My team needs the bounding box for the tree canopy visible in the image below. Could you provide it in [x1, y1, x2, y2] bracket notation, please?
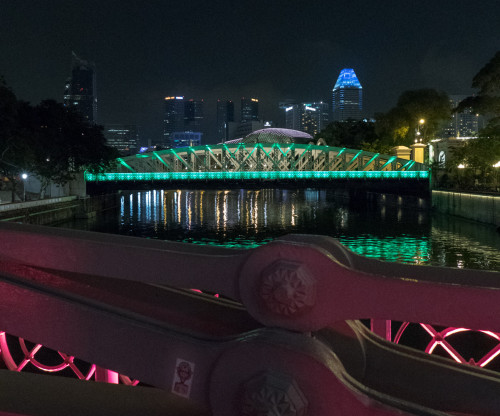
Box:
[315, 119, 377, 149]
[457, 51, 500, 130]
[375, 89, 451, 147]
[0, 79, 118, 201]
[445, 51, 500, 191]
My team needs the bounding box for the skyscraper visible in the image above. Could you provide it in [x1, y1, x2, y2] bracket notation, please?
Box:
[241, 97, 259, 122]
[63, 52, 97, 123]
[283, 102, 329, 136]
[163, 96, 204, 147]
[216, 99, 234, 142]
[163, 96, 186, 146]
[184, 99, 204, 132]
[441, 95, 481, 138]
[332, 68, 362, 122]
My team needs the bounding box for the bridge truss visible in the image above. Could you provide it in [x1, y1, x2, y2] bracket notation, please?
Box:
[85, 143, 429, 182]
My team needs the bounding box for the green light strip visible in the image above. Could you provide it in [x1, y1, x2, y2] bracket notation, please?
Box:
[117, 158, 136, 172]
[362, 153, 379, 170]
[85, 170, 430, 182]
[346, 150, 363, 167]
[153, 152, 171, 169]
[381, 156, 397, 169]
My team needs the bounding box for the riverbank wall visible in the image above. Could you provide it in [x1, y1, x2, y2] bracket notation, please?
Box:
[0, 194, 119, 225]
[432, 190, 499, 226]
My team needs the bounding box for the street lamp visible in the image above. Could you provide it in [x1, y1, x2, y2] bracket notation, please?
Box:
[21, 173, 28, 201]
[415, 118, 425, 142]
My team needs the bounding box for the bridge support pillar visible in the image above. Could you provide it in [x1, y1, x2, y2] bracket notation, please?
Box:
[411, 143, 427, 164]
[391, 146, 411, 160]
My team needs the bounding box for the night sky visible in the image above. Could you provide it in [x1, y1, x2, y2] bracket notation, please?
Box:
[1, 0, 499, 144]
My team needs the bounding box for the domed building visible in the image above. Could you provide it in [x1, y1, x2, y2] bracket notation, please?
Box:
[224, 128, 315, 145]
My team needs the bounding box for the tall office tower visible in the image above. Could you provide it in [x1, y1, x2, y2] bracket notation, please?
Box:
[313, 101, 330, 132]
[441, 95, 481, 138]
[163, 96, 205, 147]
[283, 102, 330, 136]
[184, 99, 204, 131]
[63, 52, 97, 123]
[241, 97, 259, 122]
[284, 104, 301, 131]
[163, 96, 186, 146]
[216, 99, 235, 141]
[104, 124, 139, 153]
[332, 68, 362, 122]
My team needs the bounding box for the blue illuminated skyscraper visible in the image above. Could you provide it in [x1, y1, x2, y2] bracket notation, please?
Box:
[332, 69, 362, 122]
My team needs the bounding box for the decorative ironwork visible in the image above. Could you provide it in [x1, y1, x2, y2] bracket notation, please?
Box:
[0, 332, 139, 385]
[85, 143, 427, 182]
[259, 261, 316, 316]
[393, 323, 500, 370]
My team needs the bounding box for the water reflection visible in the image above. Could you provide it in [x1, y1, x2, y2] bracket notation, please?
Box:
[72, 189, 500, 270]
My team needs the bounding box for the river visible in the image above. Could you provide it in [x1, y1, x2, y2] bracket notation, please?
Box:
[57, 188, 500, 271]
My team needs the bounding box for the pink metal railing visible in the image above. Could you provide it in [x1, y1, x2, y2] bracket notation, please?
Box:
[1, 222, 500, 415]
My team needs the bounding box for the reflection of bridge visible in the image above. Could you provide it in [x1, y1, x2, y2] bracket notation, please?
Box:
[1, 222, 500, 415]
[85, 143, 430, 195]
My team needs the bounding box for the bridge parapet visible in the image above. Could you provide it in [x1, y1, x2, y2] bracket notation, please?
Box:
[0, 222, 498, 415]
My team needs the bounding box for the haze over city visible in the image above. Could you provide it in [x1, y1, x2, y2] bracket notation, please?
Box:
[1, 0, 499, 144]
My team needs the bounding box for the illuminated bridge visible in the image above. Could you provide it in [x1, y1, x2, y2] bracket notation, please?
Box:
[85, 128, 430, 195]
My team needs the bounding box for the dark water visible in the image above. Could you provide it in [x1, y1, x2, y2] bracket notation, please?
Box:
[58, 188, 500, 271]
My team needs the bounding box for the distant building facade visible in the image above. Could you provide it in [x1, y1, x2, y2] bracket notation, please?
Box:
[184, 99, 204, 131]
[163, 96, 204, 147]
[216, 99, 235, 142]
[283, 102, 329, 136]
[241, 97, 259, 122]
[440, 95, 481, 138]
[63, 52, 97, 123]
[104, 124, 139, 153]
[332, 68, 362, 122]
[171, 132, 202, 148]
[227, 120, 265, 141]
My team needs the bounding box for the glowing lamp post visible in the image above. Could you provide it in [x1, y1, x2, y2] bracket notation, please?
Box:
[21, 173, 28, 201]
[415, 119, 425, 143]
[411, 119, 427, 163]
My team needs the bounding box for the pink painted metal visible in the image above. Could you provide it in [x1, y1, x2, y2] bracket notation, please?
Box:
[1, 222, 500, 415]
[393, 322, 500, 369]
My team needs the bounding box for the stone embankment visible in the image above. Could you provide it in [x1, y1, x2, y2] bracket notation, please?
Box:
[0, 194, 119, 225]
[432, 190, 499, 227]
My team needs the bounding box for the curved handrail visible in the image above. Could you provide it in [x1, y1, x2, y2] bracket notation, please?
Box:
[1, 222, 500, 414]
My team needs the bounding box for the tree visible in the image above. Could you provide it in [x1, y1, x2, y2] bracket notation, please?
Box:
[0, 79, 118, 200]
[316, 119, 378, 149]
[446, 52, 500, 190]
[375, 89, 451, 147]
[31, 100, 119, 197]
[0, 79, 37, 201]
[457, 51, 500, 131]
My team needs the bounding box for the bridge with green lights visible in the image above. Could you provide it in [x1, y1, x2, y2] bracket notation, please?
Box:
[85, 143, 430, 195]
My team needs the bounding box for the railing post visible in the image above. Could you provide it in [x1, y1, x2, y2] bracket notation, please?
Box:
[95, 367, 119, 383]
[370, 319, 392, 341]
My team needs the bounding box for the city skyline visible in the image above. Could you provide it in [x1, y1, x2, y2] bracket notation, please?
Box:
[1, 0, 498, 144]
